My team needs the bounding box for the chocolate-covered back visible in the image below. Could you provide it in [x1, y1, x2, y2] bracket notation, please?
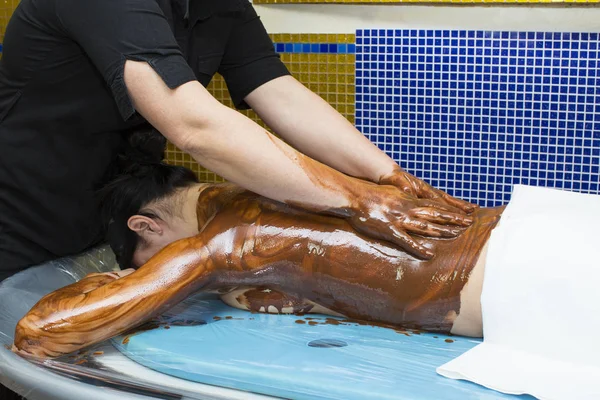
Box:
[199, 187, 503, 332]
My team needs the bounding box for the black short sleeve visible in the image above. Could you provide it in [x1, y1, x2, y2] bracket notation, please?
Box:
[56, 0, 197, 120]
[217, 5, 291, 109]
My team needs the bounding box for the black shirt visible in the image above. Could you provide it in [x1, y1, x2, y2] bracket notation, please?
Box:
[0, 0, 289, 280]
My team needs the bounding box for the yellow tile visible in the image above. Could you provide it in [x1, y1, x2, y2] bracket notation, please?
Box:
[337, 83, 348, 94]
[288, 34, 304, 42]
[330, 93, 342, 103]
[296, 53, 311, 63]
[317, 33, 328, 43]
[325, 73, 336, 83]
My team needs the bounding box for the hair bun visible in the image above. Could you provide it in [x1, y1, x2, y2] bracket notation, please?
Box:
[120, 123, 168, 169]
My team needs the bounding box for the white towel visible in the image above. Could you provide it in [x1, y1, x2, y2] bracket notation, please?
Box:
[437, 184, 600, 400]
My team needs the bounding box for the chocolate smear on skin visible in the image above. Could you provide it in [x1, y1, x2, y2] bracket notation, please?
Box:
[13, 180, 502, 358]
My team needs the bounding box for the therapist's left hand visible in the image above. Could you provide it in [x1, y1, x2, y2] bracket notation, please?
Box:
[379, 167, 477, 214]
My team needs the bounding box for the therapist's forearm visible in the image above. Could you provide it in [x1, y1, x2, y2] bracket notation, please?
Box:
[245, 76, 398, 183]
[124, 63, 354, 213]
[180, 104, 356, 212]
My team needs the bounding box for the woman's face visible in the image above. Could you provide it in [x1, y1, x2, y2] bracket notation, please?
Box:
[132, 222, 200, 267]
[131, 185, 204, 267]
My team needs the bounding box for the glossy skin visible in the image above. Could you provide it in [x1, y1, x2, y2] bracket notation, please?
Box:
[274, 137, 476, 260]
[379, 167, 476, 214]
[13, 183, 501, 359]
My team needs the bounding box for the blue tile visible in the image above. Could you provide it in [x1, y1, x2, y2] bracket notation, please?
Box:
[355, 29, 600, 206]
[275, 43, 284, 53]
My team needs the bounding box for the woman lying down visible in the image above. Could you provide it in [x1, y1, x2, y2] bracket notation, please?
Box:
[13, 162, 501, 359]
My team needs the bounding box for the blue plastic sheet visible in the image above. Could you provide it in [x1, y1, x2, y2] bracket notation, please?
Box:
[113, 293, 532, 400]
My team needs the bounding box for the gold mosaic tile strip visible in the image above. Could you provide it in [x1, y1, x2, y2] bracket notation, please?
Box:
[271, 33, 355, 44]
[255, 0, 599, 3]
[0, 0, 20, 43]
[166, 34, 356, 183]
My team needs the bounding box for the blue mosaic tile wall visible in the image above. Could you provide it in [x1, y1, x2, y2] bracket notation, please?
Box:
[355, 30, 600, 207]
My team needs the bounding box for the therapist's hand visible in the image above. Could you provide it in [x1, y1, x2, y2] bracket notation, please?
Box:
[379, 167, 477, 214]
[342, 184, 473, 260]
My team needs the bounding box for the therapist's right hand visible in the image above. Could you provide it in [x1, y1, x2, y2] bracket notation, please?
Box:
[345, 184, 473, 260]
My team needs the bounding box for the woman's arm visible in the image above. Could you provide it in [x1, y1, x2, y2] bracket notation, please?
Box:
[13, 237, 211, 358]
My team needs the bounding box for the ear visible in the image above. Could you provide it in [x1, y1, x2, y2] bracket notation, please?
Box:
[127, 215, 163, 238]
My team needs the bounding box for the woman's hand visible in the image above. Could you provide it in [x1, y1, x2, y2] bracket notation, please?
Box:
[379, 168, 477, 214]
[344, 184, 473, 260]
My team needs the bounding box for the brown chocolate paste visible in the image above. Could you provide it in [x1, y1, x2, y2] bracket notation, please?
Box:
[13, 184, 502, 358]
[263, 134, 474, 260]
[293, 316, 413, 336]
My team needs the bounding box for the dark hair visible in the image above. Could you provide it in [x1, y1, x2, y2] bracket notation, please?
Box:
[99, 125, 199, 269]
